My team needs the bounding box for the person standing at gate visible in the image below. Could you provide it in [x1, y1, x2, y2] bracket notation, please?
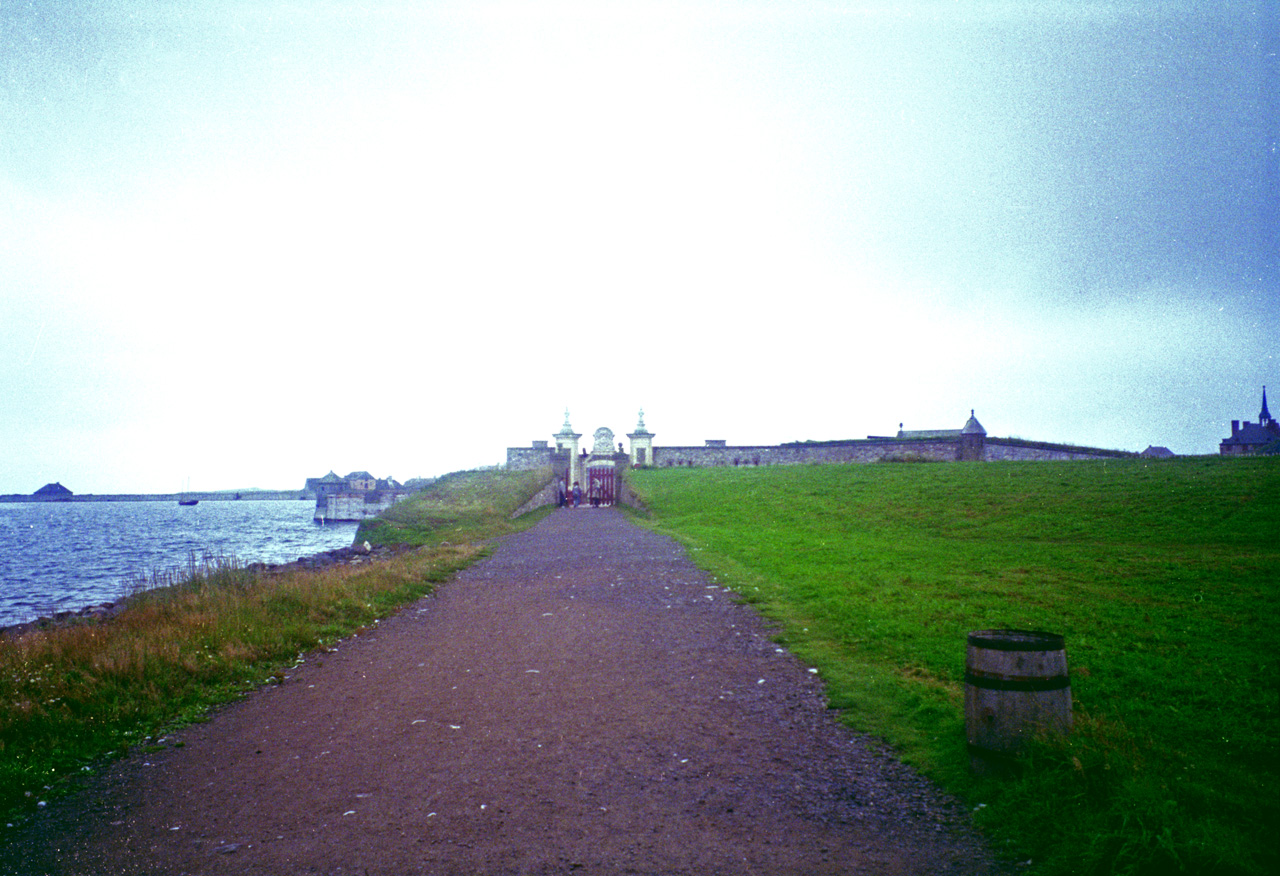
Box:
[556, 479, 566, 508]
[572, 481, 582, 508]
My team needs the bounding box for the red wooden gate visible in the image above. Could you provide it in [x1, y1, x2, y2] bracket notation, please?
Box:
[586, 464, 615, 506]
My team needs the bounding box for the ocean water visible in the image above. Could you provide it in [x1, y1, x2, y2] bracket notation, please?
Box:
[0, 499, 359, 628]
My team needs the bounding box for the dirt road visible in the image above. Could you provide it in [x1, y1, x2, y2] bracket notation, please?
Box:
[5, 508, 1009, 875]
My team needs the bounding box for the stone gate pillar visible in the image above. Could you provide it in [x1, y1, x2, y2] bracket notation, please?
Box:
[555, 409, 583, 487]
[627, 408, 655, 467]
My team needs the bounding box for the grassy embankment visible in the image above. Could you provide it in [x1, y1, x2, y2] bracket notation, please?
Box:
[628, 458, 1278, 876]
[0, 466, 552, 825]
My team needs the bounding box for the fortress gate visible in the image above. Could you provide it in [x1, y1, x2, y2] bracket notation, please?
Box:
[585, 427, 617, 505]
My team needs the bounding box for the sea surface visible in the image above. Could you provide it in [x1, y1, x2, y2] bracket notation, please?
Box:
[0, 499, 359, 628]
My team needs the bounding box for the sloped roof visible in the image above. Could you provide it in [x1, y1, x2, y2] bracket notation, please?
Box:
[1222, 422, 1280, 447]
[33, 482, 73, 497]
[897, 411, 985, 440]
[961, 410, 986, 436]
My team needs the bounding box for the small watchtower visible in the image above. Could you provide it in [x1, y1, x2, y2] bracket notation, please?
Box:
[959, 410, 987, 461]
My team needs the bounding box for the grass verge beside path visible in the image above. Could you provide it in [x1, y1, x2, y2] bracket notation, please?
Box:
[628, 458, 1279, 876]
[357, 467, 555, 547]
[0, 467, 552, 828]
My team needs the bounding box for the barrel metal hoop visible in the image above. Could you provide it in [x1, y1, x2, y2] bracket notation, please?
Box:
[967, 630, 1065, 651]
[965, 671, 1071, 692]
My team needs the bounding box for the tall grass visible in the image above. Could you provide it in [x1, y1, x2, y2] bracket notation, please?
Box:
[357, 466, 554, 546]
[0, 467, 549, 825]
[628, 457, 1279, 876]
[0, 546, 480, 818]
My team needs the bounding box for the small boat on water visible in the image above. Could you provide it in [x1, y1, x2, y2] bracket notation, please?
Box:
[178, 497, 198, 506]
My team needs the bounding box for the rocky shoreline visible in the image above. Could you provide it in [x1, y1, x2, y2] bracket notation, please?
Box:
[0, 541, 413, 639]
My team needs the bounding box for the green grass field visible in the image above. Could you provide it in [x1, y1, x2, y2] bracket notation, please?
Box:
[628, 457, 1279, 876]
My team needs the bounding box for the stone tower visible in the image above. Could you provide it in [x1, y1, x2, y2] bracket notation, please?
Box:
[555, 409, 583, 486]
[627, 408, 655, 467]
[959, 410, 987, 461]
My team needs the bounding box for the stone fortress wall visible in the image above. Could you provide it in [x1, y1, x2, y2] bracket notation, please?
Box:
[506, 410, 1135, 475]
[644, 437, 1131, 468]
[506, 442, 561, 472]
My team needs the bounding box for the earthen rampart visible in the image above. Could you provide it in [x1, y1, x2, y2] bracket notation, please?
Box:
[649, 437, 1130, 468]
[983, 438, 1133, 462]
[651, 439, 961, 467]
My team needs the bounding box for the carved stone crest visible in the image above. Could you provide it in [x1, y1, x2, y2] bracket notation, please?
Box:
[592, 427, 615, 456]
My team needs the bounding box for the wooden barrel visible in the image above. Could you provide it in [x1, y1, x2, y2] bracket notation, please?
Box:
[965, 629, 1072, 773]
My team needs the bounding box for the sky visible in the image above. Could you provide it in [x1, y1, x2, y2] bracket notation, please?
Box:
[2, 0, 1276, 494]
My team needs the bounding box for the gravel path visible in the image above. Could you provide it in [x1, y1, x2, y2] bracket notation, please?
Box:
[5, 508, 1010, 875]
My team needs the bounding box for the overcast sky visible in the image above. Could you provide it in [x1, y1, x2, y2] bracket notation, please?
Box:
[2, 1, 1276, 494]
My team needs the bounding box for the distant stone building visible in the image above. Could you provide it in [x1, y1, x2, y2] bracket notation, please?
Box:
[306, 470, 409, 521]
[1220, 387, 1280, 456]
[345, 471, 378, 492]
[305, 471, 341, 499]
